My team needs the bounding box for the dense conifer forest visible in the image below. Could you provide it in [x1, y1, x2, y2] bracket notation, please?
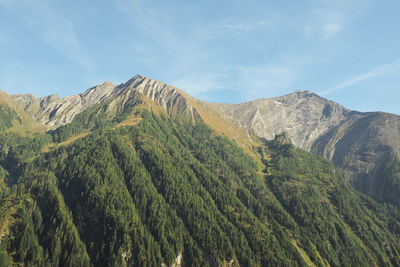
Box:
[0, 106, 400, 266]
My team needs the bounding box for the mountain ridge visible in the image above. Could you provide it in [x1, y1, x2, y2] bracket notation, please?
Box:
[3, 75, 400, 206]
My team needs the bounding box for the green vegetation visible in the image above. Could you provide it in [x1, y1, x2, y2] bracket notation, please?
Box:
[0, 105, 20, 131]
[376, 156, 400, 207]
[0, 110, 399, 266]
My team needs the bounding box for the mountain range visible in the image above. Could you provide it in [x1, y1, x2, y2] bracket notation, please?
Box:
[0, 75, 399, 266]
[6, 75, 400, 206]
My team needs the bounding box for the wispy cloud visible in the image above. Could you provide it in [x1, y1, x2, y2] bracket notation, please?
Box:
[114, 0, 290, 100]
[114, 0, 210, 78]
[305, 0, 367, 39]
[320, 14, 345, 39]
[113, 0, 180, 50]
[171, 62, 301, 102]
[2, 0, 94, 70]
[233, 64, 301, 99]
[320, 60, 400, 95]
[43, 21, 94, 69]
[172, 73, 226, 100]
[218, 18, 278, 34]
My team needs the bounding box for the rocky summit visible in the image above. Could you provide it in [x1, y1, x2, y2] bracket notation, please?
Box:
[10, 75, 198, 129]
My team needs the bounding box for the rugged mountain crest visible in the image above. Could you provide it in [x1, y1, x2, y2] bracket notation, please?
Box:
[0, 90, 46, 134]
[215, 90, 352, 150]
[11, 81, 117, 129]
[118, 75, 201, 122]
[9, 75, 252, 150]
[10, 75, 205, 130]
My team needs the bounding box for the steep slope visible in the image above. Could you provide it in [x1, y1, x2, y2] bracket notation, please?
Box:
[11, 81, 117, 129]
[0, 90, 46, 135]
[311, 111, 400, 205]
[0, 111, 399, 266]
[10, 75, 214, 129]
[215, 91, 400, 206]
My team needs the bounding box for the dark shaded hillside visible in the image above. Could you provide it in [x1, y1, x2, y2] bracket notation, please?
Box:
[0, 110, 399, 266]
[311, 112, 400, 207]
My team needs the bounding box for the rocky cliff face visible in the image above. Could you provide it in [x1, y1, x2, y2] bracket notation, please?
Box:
[10, 75, 203, 129]
[11, 82, 115, 129]
[311, 112, 400, 198]
[215, 90, 352, 150]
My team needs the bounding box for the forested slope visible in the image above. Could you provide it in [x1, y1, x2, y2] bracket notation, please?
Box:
[0, 110, 399, 266]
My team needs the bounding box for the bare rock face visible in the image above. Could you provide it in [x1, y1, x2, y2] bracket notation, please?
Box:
[32, 81, 116, 129]
[11, 93, 61, 116]
[10, 75, 201, 130]
[118, 75, 201, 122]
[311, 112, 400, 197]
[216, 90, 351, 150]
[10, 82, 115, 129]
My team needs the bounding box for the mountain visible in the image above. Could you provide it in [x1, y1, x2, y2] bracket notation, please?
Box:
[5, 76, 400, 205]
[9, 75, 252, 148]
[6, 77, 400, 205]
[0, 90, 46, 135]
[311, 111, 400, 205]
[1, 75, 400, 266]
[214, 90, 351, 150]
[215, 90, 400, 206]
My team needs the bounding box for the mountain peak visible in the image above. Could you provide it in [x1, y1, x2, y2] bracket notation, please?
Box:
[283, 89, 320, 99]
[216, 89, 351, 149]
[11, 74, 199, 129]
[122, 74, 172, 92]
[295, 89, 312, 94]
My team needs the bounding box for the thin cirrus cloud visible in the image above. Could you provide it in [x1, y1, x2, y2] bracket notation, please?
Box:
[0, 0, 94, 70]
[218, 18, 278, 34]
[113, 0, 181, 50]
[172, 73, 226, 98]
[114, 1, 301, 102]
[172, 63, 301, 102]
[113, 0, 370, 103]
[113, 0, 209, 74]
[319, 60, 400, 95]
[316, 8, 346, 39]
[305, 0, 366, 39]
[320, 15, 344, 39]
[114, 0, 290, 101]
[42, 21, 94, 70]
[233, 64, 301, 99]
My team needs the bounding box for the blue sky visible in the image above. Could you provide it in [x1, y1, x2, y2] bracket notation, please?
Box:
[0, 0, 399, 114]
